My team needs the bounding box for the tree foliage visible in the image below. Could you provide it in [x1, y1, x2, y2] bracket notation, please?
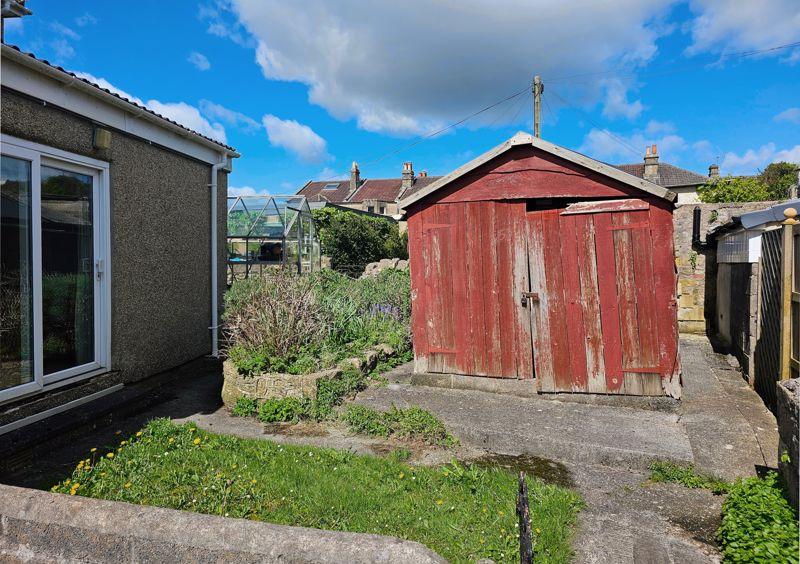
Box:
[311, 207, 407, 273]
[697, 161, 798, 203]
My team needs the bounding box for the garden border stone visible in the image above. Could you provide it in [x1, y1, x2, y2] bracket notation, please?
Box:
[221, 344, 396, 408]
[0, 483, 445, 563]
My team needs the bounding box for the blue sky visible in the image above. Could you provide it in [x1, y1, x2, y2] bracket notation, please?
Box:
[5, 1, 799, 197]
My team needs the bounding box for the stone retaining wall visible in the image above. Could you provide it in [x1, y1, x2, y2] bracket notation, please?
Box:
[673, 201, 777, 334]
[0, 484, 445, 563]
[221, 344, 395, 408]
[361, 258, 409, 278]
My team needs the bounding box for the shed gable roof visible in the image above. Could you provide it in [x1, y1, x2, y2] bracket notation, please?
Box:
[399, 132, 676, 209]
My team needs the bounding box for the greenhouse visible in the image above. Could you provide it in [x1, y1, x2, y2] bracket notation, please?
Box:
[227, 195, 320, 283]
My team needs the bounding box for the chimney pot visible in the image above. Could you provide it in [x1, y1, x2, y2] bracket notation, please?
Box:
[643, 145, 659, 182]
[708, 164, 720, 179]
[401, 161, 415, 190]
[349, 161, 361, 195]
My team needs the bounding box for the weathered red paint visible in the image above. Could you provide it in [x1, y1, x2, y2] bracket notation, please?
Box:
[406, 145, 680, 396]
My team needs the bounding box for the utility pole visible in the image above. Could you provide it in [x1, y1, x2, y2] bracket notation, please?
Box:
[532, 75, 543, 138]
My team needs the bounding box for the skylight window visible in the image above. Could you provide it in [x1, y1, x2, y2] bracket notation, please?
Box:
[322, 183, 339, 190]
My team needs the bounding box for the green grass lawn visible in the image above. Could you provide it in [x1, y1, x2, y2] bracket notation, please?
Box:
[50, 419, 582, 563]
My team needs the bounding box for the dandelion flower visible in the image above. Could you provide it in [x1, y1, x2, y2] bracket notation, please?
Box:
[90, 447, 97, 453]
[535, 528, 541, 534]
[436, 499, 443, 505]
[398, 472, 404, 479]
[135, 431, 142, 437]
[106, 453, 114, 459]
[193, 438, 201, 445]
[124, 482, 132, 488]
[168, 438, 174, 444]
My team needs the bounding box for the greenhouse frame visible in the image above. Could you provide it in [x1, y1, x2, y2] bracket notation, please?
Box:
[226, 195, 320, 283]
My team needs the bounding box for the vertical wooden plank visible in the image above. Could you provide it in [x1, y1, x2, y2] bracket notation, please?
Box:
[495, 202, 517, 378]
[649, 203, 681, 397]
[407, 211, 429, 372]
[612, 211, 644, 395]
[526, 210, 553, 389]
[540, 209, 571, 390]
[482, 202, 502, 376]
[512, 203, 534, 379]
[450, 202, 472, 376]
[575, 214, 606, 393]
[558, 213, 589, 391]
[628, 209, 662, 395]
[594, 212, 623, 393]
[466, 201, 488, 376]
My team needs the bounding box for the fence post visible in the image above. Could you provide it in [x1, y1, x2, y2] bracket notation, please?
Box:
[517, 471, 533, 564]
[780, 208, 798, 380]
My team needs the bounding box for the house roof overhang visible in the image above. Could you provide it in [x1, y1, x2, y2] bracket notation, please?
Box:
[399, 131, 676, 211]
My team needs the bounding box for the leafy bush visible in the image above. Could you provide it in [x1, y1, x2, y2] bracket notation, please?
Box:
[312, 207, 407, 273]
[342, 404, 458, 447]
[698, 161, 798, 203]
[313, 366, 365, 420]
[231, 397, 258, 417]
[223, 268, 411, 377]
[649, 461, 730, 494]
[257, 397, 310, 423]
[717, 472, 798, 562]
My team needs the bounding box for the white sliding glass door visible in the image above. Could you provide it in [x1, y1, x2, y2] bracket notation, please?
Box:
[0, 136, 110, 402]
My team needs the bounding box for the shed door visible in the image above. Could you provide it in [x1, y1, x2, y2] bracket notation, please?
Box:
[526, 201, 663, 395]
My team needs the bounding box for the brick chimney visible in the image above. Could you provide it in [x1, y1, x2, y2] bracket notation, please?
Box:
[708, 164, 719, 179]
[349, 161, 360, 195]
[643, 144, 659, 182]
[401, 161, 415, 190]
[419, 170, 428, 178]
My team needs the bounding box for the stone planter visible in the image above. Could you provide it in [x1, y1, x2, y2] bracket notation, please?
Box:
[221, 344, 396, 408]
[776, 378, 799, 509]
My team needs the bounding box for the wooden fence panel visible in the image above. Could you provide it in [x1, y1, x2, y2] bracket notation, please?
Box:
[755, 229, 782, 411]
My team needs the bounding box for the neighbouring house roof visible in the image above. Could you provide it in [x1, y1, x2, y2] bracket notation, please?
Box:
[614, 162, 708, 188]
[399, 132, 676, 209]
[1, 44, 239, 157]
[298, 175, 442, 204]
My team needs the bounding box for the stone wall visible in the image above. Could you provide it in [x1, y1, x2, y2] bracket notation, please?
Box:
[673, 201, 777, 334]
[361, 258, 409, 278]
[776, 379, 799, 508]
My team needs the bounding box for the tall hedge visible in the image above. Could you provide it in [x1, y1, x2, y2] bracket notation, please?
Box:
[698, 161, 798, 203]
[312, 207, 407, 273]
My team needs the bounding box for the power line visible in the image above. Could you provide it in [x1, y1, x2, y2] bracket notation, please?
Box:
[547, 87, 642, 158]
[315, 85, 530, 183]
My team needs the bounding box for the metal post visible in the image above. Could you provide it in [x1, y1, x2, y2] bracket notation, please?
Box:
[780, 207, 798, 380]
[533, 75, 543, 139]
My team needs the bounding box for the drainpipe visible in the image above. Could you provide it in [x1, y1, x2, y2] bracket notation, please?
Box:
[210, 154, 228, 357]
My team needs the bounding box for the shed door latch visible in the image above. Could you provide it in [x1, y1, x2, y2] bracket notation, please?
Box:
[520, 291, 539, 307]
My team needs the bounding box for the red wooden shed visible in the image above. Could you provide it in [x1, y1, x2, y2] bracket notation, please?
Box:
[400, 133, 681, 397]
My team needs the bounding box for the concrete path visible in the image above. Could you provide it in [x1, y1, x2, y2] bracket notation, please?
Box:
[1, 335, 777, 564]
[351, 336, 778, 563]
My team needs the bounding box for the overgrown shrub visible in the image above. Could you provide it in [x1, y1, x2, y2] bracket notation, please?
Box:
[312, 207, 407, 273]
[717, 472, 798, 562]
[698, 161, 798, 203]
[231, 397, 258, 417]
[223, 268, 411, 377]
[257, 397, 310, 423]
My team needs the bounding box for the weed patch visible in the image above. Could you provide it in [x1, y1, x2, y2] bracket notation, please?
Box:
[342, 405, 458, 447]
[718, 472, 798, 562]
[50, 419, 582, 563]
[649, 461, 729, 494]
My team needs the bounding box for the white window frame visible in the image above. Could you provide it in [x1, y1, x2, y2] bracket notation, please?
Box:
[0, 134, 111, 403]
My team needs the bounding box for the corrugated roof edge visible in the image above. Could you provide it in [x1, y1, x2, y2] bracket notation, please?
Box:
[2, 44, 239, 156]
[398, 132, 675, 211]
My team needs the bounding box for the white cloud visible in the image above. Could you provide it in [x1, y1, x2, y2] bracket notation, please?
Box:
[262, 114, 330, 164]
[199, 100, 261, 132]
[579, 127, 687, 163]
[199, 1, 256, 48]
[314, 167, 347, 181]
[226, 0, 674, 135]
[601, 79, 644, 120]
[229, 186, 269, 197]
[146, 100, 227, 143]
[721, 143, 800, 175]
[50, 22, 81, 41]
[645, 120, 676, 135]
[188, 51, 211, 71]
[50, 38, 76, 61]
[775, 108, 800, 125]
[69, 72, 228, 143]
[686, 0, 800, 59]
[75, 13, 98, 27]
[71, 71, 145, 106]
[692, 139, 717, 162]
